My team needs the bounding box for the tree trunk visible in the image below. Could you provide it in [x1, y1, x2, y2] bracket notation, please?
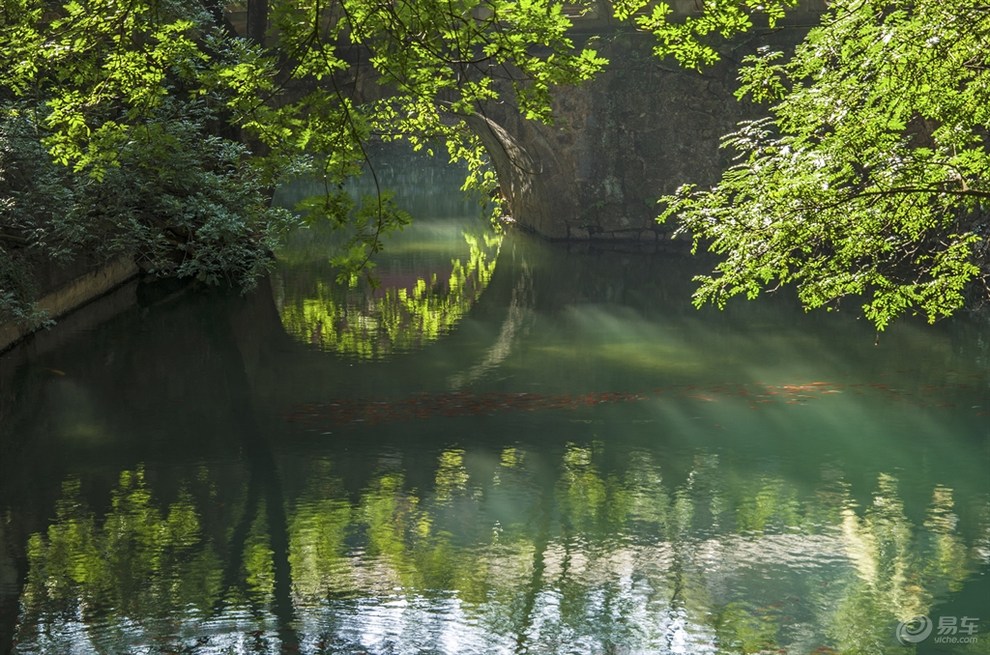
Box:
[247, 0, 268, 45]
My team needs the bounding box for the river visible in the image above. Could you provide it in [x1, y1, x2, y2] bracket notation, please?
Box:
[0, 154, 988, 654]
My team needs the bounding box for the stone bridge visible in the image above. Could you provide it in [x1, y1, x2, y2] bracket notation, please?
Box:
[227, 1, 827, 240]
[471, 1, 827, 241]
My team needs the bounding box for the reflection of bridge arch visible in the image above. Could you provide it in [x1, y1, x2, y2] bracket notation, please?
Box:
[235, 228, 538, 409]
[273, 229, 502, 360]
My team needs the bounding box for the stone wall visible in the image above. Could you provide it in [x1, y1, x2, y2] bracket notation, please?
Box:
[473, 14, 820, 240]
[0, 255, 139, 353]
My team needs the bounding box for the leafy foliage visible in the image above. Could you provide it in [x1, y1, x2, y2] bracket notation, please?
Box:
[0, 100, 293, 325]
[0, 0, 298, 325]
[611, 0, 798, 68]
[0, 108, 73, 326]
[0, 0, 616, 323]
[13, 0, 986, 331]
[660, 0, 990, 329]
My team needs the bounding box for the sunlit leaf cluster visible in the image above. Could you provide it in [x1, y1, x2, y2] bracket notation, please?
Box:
[660, 0, 990, 329]
[610, 0, 798, 68]
[9, 0, 988, 330]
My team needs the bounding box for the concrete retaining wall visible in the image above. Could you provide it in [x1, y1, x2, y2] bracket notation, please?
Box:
[0, 255, 140, 353]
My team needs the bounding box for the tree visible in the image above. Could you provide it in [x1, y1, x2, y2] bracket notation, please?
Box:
[0, 0, 297, 325]
[659, 0, 990, 330]
[0, 0, 796, 325]
[0, 0, 606, 289]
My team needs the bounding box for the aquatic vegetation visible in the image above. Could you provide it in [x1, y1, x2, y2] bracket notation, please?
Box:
[284, 378, 987, 428]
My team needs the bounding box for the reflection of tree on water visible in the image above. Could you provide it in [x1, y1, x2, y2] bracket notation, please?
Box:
[829, 477, 978, 654]
[15, 441, 988, 654]
[18, 470, 222, 652]
[15, 303, 305, 654]
[275, 230, 501, 358]
[203, 309, 300, 654]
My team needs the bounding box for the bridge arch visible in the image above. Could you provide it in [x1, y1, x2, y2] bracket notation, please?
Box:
[471, 6, 823, 240]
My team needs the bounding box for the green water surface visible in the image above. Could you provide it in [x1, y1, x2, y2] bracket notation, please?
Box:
[0, 159, 988, 655]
